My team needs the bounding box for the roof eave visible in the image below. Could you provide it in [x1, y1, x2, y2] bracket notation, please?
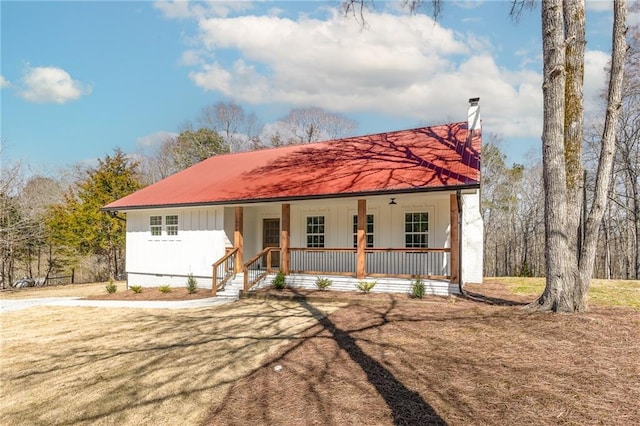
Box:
[101, 182, 480, 212]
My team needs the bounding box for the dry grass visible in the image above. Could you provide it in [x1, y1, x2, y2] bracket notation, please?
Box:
[0, 300, 343, 426]
[1, 279, 639, 425]
[486, 277, 640, 310]
[0, 282, 213, 301]
[203, 285, 640, 425]
[0, 282, 127, 299]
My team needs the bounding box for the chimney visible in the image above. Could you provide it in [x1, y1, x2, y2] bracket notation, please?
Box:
[468, 97, 480, 131]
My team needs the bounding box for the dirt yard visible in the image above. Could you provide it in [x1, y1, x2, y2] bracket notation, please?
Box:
[1, 280, 639, 425]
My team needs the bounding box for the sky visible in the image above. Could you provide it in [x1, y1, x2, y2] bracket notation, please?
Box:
[1, 0, 637, 177]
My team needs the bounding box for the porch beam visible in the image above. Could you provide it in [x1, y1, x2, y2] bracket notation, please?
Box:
[234, 206, 244, 273]
[450, 194, 459, 283]
[281, 203, 290, 275]
[357, 199, 366, 279]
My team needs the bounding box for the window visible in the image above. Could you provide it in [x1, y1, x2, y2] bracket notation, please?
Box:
[150, 216, 162, 236]
[165, 215, 179, 236]
[353, 214, 374, 248]
[149, 215, 178, 236]
[306, 216, 325, 248]
[405, 212, 429, 248]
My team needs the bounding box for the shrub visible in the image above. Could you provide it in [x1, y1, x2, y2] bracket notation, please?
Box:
[272, 271, 286, 289]
[130, 285, 143, 294]
[356, 280, 376, 293]
[186, 274, 198, 294]
[315, 277, 333, 291]
[411, 276, 425, 299]
[105, 280, 117, 294]
[159, 284, 172, 293]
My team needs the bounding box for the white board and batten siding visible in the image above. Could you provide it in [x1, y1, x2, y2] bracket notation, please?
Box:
[461, 192, 483, 284]
[125, 207, 229, 288]
[123, 191, 483, 290]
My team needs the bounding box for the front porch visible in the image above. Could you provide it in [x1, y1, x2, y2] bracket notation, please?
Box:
[211, 198, 461, 296]
[209, 192, 479, 297]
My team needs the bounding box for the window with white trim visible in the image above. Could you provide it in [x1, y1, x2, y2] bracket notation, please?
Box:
[306, 216, 325, 248]
[165, 215, 179, 236]
[405, 212, 429, 248]
[150, 216, 162, 236]
[352, 214, 374, 248]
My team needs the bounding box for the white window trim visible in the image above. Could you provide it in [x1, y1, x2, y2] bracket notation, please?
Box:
[306, 215, 325, 248]
[352, 214, 374, 248]
[404, 211, 430, 248]
[150, 215, 162, 236]
[149, 214, 179, 237]
[165, 214, 179, 236]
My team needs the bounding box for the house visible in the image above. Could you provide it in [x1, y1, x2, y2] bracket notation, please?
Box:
[104, 98, 483, 296]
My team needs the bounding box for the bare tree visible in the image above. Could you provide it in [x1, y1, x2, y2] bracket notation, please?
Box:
[535, 0, 627, 312]
[258, 107, 357, 148]
[136, 135, 178, 185]
[0, 160, 25, 288]
[18, 176, 65, 282]
[198, 101, 259, 152]
[344, 0, 629, 312]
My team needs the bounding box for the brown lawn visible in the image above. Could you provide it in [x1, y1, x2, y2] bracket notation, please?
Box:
[1, 281, 639, 425]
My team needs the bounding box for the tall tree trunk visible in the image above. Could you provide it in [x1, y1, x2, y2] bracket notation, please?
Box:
[533, 0, 627, 312]
[564, 0, 586, 260]
[576, 0, 627, 307]
[535, 0, 577, 312]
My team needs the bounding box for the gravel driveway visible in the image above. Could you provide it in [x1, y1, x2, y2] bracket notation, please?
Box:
[0, 297, 231, 313]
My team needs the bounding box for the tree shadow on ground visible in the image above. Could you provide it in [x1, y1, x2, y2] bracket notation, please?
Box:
[461, 290, 530, 307]
[296, 295, 447, 425]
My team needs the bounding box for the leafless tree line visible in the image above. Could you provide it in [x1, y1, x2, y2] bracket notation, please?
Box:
[483, 35, 640, 281]
[0, 106, 357, 287]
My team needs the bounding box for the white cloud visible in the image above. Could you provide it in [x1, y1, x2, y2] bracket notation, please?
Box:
[178, 7, 545, 139]
[629, 8, 640, 27]
[135, 131, 177, 148]
[0, 75, 10, 88]
[18, 66, 92, 104]
[583, 49, 609, 110]
[586, 1, 612, 13]
[154, 0, 252, 19]
[179, 49, 204, 66]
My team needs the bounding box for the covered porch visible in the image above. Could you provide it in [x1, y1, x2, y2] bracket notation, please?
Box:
[212, 193, 466, 296]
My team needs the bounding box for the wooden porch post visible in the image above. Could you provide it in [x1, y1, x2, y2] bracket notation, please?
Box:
[281, 204, 290, 275]
[450, 194, 459, 283]
[357, 199, 366, 279]
[234, 207, 244, 273]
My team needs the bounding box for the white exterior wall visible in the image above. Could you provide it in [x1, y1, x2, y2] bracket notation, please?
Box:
[125, 207, 229, 288]
[122, 191, 483, 289]
[461, 191, 484, 283]
[241, 193, 451, 260]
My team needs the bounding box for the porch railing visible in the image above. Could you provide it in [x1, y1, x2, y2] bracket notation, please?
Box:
[243, 247, 280, 291]
[241, 247, 450, 292]
[211, 247, 239, 297]
[289, 247, 451, 279]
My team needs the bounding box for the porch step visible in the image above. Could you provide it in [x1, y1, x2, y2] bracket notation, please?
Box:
[213, 274, 245, 300]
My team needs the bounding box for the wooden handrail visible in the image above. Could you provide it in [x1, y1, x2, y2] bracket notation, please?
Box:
[243, 247, 278, 291]
[212, 247, 239, 297]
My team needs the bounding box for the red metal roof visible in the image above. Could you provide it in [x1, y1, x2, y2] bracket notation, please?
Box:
[105, 121, 481, 210]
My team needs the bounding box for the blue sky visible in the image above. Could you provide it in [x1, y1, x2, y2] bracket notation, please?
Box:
[1, 0, 635, 176]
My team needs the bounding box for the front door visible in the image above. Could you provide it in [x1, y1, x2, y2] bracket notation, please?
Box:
[263, 218, 280, 268]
